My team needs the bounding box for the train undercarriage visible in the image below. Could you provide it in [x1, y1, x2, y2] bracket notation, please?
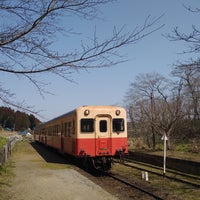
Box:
[81, 156, 113, 171]
[81, 152, 126, 171]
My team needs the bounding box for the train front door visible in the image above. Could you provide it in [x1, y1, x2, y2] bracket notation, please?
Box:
[95, 116, 111, 156]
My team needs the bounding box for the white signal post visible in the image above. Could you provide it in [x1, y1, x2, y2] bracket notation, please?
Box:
[161, 133, 168, 176]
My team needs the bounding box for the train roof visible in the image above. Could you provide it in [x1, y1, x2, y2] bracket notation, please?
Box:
[37, 105, 125, 127]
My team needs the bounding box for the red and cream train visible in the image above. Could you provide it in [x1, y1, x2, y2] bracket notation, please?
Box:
[34, 105, 128, 170]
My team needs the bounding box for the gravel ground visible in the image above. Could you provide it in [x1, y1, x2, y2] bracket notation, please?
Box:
[1, 141, 118, 200]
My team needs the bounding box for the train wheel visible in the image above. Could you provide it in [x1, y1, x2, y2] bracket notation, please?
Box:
[91, 157, 112, 171]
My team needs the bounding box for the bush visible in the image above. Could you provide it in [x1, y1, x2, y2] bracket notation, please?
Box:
[174, 143, 190, 152]
[173, 140, 200, 153]
[0, 136, 8, 148]
[128, 137, 148, 150]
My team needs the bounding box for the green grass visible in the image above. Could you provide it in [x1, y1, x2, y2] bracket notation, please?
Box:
[0, 160, 15, 200]
[0, 136, 8, 148]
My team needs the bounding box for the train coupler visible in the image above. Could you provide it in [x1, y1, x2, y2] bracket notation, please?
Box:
[116, 150, 125, 163]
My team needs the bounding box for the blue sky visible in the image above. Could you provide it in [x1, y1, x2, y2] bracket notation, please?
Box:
[3, 0, 200, 121]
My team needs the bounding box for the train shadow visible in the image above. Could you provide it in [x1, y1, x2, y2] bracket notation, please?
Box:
[30, 142, 108, 177]
[30, 141, 72, 165]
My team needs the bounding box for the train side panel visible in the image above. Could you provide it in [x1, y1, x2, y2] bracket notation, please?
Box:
[52, 135, 62, 150]
[62, 137, 74, 154]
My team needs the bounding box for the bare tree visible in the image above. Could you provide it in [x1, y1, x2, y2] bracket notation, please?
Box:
[172, 63, 200, 121]
[166, 3, 200, 139]
[0, 0, 163, 114]
[168, 4, 200, 56]
[125, 73, 184, 149]
[125, 73, 169, 148]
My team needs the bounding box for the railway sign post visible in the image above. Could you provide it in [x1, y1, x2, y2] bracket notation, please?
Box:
[161, 133, 168, 176]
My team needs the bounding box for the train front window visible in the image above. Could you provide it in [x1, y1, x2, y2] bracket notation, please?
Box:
[113, 118, 124, 132]
[81, 119, 94, 133]
[100, 120, 107, 132]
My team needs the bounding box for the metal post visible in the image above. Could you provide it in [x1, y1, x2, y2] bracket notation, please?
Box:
[162, 133, 168, 176]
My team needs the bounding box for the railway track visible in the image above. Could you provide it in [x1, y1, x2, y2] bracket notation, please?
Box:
[105, 171, 165, 200]
[101, 159, 200, 199]
[115, 158, 200, 188]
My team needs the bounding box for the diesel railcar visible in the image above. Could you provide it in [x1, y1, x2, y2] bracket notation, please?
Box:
[34, 105, 128, 170]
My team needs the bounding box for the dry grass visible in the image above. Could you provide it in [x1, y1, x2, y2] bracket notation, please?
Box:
[145, 150, 200, 162]
[0, 130, 18, 138]
[128, 137, 200, 162]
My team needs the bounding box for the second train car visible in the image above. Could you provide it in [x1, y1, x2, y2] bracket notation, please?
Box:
[34, 105, 128, 170]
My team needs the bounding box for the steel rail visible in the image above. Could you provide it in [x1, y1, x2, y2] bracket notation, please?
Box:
[116, 160, 200, 188]
[125, 158, 200, 181]
[106, 172, 165, 200]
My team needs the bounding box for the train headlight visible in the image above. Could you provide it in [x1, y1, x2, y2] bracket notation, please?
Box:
[84, 109, 90, 116]
[115, 110, 120, 116]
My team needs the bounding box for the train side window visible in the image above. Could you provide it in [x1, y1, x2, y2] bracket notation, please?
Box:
[48, 127, 50, 136]
[57, 125, 60, 134]
[100, 120, 107, 132]
[64, 123, 68, 137]
[113, 118, 124, 132]
[50, 126, 53, 135]
[81, 119, 94, 133]
[53, 126, 55, 136]
[72, 120, 75, 134]
[68, 122, 71, 136]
